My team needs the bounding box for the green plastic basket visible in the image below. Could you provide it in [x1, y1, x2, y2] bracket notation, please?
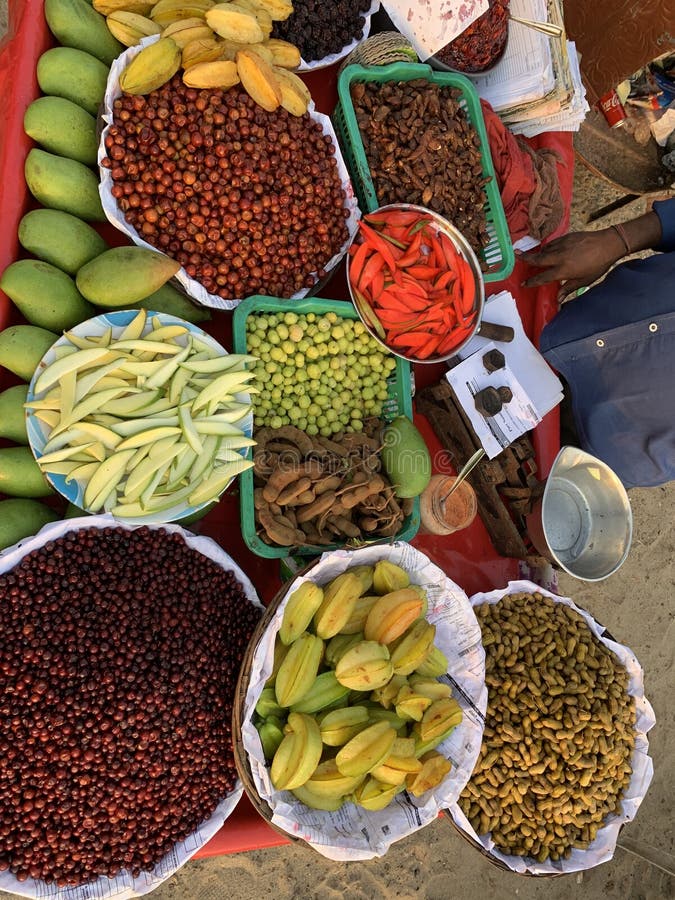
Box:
[232, 294, 421, 559]
[333, 62, 514, 283]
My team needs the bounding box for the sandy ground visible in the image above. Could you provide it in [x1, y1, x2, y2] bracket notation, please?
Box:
[1, 7, 674, 898]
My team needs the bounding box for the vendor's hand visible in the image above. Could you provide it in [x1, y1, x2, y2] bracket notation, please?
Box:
[520, 229, 624, 300]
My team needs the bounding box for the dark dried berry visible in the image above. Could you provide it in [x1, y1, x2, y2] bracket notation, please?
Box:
[0, 527, 260, 887]
[272, 0, 372, 62]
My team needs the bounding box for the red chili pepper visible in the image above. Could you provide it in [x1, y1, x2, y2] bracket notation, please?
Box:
[437, 321, 475, 354]
[406, 264, 441, 280]
[358, 222, 398, 271]
[383, 225, 411, 244]
[437, 230, 461, 271]
[442, 306, 458, 329]
[349, 239, 371, 289]
[425, 231, 447, 269]
[434, 271, 456, 290]
[391, 289, 430, 313]
[458, 255, 476, 316]
[371, 268, 385, 301]
[452, 287, 464, 323]
[396, 232, 424, 268]
[389, 331, 433, 350]
[397, 274, 428, 299]
[358, 251, 385, 295]
[366, 210, 421, 228]
[417, 334, 441, 359]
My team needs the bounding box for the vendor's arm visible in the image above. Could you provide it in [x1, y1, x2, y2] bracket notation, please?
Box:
[521, 198, 675, 298]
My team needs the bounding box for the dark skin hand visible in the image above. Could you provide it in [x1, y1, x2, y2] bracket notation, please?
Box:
[520, 210, 664, 301]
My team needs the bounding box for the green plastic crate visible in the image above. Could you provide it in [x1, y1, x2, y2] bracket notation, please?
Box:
[232, 294, 421, 559]
[333, 62, 515, 283]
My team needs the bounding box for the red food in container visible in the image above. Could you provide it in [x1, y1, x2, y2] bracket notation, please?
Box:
[434, 0, 510, 74]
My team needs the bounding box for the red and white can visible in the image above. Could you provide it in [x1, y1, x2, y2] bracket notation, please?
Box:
[598, 89, 627, 128]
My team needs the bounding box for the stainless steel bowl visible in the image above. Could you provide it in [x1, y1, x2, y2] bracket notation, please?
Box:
[528, 446, 633, 582]
[346, 203, 486, 365]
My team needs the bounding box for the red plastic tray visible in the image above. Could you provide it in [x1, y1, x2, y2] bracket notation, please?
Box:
[0, 0, 574, 857]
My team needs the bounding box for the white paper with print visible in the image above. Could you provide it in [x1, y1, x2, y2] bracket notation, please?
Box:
[0, 515, 263, 900]
[451, 291, 563, 417]
[242, 542, 487, 860]
[448, 580, 656, 876]
[445, 345, 541, 458]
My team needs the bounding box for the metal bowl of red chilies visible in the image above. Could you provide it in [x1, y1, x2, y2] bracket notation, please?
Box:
[346, 204, 485, 363]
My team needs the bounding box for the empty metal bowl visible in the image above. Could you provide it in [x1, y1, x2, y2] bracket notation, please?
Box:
[527, 446, 633, 582]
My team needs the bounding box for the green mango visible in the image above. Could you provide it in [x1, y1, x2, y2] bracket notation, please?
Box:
[25, 149, 106, 222]
[0, 325, 58, 382]
[0, 499, 59, 551]
[24, 96, 98, 166]
[36, 46, 109, 116]
[120, 282, 211, 324]
[1, 260, 95, 332]
[381, 416, 431, 499]
[44, 0, 124, 65]
[0, 447, 54, 498]
[76, 247, 181, 306]
[18, 209, 109, 275]
[0, 385, 29, 444]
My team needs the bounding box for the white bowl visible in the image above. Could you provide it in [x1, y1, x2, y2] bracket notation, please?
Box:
[26, 310, 252, 525]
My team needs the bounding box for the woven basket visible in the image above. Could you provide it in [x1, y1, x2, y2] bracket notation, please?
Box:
[338, 31, 418, 75]
[232, 563, 317, 843]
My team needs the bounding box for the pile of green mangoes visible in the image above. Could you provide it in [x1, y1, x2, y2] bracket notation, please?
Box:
[0, 0, 213, 549]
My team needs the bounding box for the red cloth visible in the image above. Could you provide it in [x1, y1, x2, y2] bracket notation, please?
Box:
[481, 99, 537, 239]
[480, 99, 565, 242]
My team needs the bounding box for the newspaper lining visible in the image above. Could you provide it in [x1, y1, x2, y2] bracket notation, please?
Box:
[98, 37, 361, 311]
[241, 542, 487, 861]
[447, 580, 656, 876]
[0, 515, 264, 900]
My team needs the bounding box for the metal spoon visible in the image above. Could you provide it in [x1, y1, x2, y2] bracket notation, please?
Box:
[440, 448, 486, 504]
[508, 14, 564, 38]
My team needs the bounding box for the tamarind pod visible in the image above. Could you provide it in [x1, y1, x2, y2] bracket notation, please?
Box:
[314, 475, 342, 496]
[275, 513, 298, 530]
[296, 491, 336, 524]
[326, 500, 348, 518]
[283, 508, 298, 527]
[262, 463, 303, 502]
[276, 476, 312, 505]
[341, 478, 386, 510]
[286, 489, 315, 506]
[299, 523, 332, 546]
[258, 507, 302, 546]
[315, 436, 350, 457]
[332, 516, 361, 539]
[360, 516, 379, 532]
[267, 424, 314, 455]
